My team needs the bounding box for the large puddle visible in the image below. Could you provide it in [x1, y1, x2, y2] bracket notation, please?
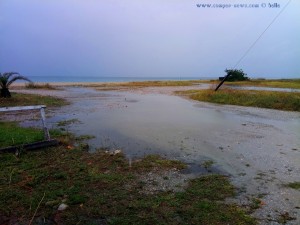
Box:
[46, 87, 300, 175]
[16, 86, 300, 222]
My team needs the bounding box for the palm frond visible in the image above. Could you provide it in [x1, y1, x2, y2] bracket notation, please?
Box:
[7, 75, 32, 87]
[3, 72, 20, 79]
[1, 72, 32, 91]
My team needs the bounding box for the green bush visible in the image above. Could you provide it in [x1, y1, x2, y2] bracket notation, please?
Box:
[225, 69, 249, 82]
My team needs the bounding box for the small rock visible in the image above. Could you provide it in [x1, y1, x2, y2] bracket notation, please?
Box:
[114, 149, 122, 155]
[45, 200, 60, 206]
[58, 203, 68, 211]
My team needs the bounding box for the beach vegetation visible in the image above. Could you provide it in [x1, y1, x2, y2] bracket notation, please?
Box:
[178, 89, 300, 111]
[0, 123, 256, 224]
[0, 72, 32, 98]
[0, 92, 68, 107]
[80, 80, 203, 89]
[286, 182, 300, 190]
[202, 160, 214, 169]
[25, 82, 57, 90]
[223, 79, 300, 89]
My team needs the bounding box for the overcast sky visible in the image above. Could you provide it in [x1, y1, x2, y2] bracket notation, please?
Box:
[0, 0, 299, 78]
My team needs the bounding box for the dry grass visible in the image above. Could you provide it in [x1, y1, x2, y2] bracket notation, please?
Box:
[0, 93, 68, 108]
[219, 79, 300, 89]
[177, 89, 300, 111]
[25, 82, 58, 90]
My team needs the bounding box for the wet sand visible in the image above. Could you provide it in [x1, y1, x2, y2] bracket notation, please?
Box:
[8, 85, 300, 224]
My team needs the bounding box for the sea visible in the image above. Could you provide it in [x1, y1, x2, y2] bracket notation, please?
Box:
[19, 76, 215, 83]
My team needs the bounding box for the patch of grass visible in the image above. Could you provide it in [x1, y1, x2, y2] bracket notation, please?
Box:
[0, 121, 44, 147]
[0, 122, 65, 148]
[178, 89, 300, 111]
[57, 119, 80, 126]
[25, 82, 57, 90]
[202, 160, 214, 169]
[0, 147, 256, 224]
[224, 79, 300, 89]
[0, 92, 68, 107]
[250, 198, 262, 210]
[286, 182, 300, 190]
[277, 212, 296, 224]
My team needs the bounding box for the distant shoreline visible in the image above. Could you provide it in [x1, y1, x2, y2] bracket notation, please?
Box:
[14, 76, 299, 84]
[22, 76, 215, 83]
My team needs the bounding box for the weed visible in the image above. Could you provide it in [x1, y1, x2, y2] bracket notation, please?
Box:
[202, 160, 214, 169]
[286, 182, 300, 190]
[57, 119, 80, 126]
[250, 198, 262, 210]
[277, 212, 296, 224]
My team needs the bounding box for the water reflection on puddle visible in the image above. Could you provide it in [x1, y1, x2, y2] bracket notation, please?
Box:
[43, 87, 299, 177]
[48, 88, 241, 163]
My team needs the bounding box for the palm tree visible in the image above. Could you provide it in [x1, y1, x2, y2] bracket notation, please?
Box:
[0, 72, 32, 98]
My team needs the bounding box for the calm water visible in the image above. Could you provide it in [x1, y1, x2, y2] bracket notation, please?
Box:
[46, 87, 300, 169]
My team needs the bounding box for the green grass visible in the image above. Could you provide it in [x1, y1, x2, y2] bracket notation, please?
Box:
[286, 182, 300, 190]
[202, 160, 214, 169]
[0, 122, 63, 148]
[0, 92, 67, 107]
[223, 79, 300, 89]
[0, 121, 44, 147]
[0, 122, 256, 224]
[178, 89, 300, 111]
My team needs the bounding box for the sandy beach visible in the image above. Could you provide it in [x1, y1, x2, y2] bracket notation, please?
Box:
[6, 83, 300, 224]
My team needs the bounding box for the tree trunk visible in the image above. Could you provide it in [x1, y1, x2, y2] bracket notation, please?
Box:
[0, 88, 11, 98]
